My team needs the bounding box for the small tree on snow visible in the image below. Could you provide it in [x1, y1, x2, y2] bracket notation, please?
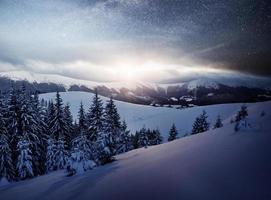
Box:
[17, 137, 34, 180]
[67, 135, 96, 176]
[168, 123, 178, 142]
[213, 115, 223, 129]
[191, 110, 210, 135]
[234, 105, 249, 132]
[235, 105, 248, 122]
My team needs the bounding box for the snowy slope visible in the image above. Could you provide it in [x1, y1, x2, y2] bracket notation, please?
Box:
[1, 101, 271, 200]
[40, 91, 248, 137]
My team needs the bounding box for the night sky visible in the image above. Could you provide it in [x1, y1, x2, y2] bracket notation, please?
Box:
[0, 0, 270, 82]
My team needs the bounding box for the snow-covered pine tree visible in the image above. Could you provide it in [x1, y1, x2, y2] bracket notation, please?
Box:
[132, 131, 140, 149]
[78, 102, 87, 135]
[235, 105, 249, 132]
[168, 123, 178, 142]
[16, 136, 34, 180]
[213, 115, 223, 129]
[149, 129, 163, 145]
[55, 137, 68, 170]
[191, 110, 210, 135]
[16, 86, 40, 177]
[45, 137, 56, 172]
[95, 129, 113, 165]
[0, 97, 15, 182]
[51, 92, 69, 169]
[116, 120, 132, 154]
[6, 86, 21, 167]
[45, 100, 55, 135]
[31, 92, 48, 175]
[137, 126, 149, 148]
[235, 105, 248, 122]
[67, 134, 96, 176]
[63, 103, 73, 148]
[51, 91, 69, 142]
[103, 97, 121, 155]
[86, 89, 104, 142]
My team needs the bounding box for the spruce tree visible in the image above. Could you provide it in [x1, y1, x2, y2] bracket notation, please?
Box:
[18, 86, 40, 177]
[0, 98, 15, 182]
[31, 93, 48, 175]
[51, 92, 69, 169]
[78, 102, 87, 135]
[137, 126, 149, 148]
[103, 97, 121, 155]
[149, 129, 163, 145]
[235, 105, 249, 132]
[116, 120, 132, 154]
[168, 123, 178, 142]
[63, 103, 73, 148]
[213, 115, 223, 129]
[191, 110, 210, 134]
[45, 137, 56, 172]
[17, 137, 34, 180]
[51, 91, 68, 142]
[235, 105, 248, 122]
[68, 134, 95, 176]
[86, 89, 104, 142]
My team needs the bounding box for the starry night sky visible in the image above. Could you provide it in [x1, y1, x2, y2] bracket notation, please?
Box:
[0, 0, 270, 81]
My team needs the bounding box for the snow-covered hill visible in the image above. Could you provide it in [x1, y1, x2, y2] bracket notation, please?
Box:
[1, 101, 270, 200]
[40, 91, 247, 137]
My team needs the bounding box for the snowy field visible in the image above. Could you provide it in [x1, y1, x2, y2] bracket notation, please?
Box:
[40, 91, 249, 138]
[0, 100, 270, 200]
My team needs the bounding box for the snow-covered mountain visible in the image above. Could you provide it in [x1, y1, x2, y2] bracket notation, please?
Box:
[1, 70, 271, 106]
[1, 100, 270, 200]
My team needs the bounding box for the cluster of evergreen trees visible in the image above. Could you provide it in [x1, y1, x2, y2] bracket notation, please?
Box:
[0, 87, 132, 182]
[0, 85, 250, 183]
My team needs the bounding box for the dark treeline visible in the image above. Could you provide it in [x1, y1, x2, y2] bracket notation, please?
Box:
[0, 86, 163, 182]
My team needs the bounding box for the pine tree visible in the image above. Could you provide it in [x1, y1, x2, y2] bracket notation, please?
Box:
[45, 137, 56, 172]
[17, 137, 34, 180]
[116, 120, 132, 154]
[137, 126, 149, 148]
[168, 123, 178, 142]
[78, 102, 87, 135]
[31, 92, 48, 175]
[55, 138, 68, 170]
[235, 105, 248, 122]
[213, 115, 223, 129]
[234, 105, 249, 132]
[63, 103, 73, 148]
[191, 110, 210, 135]
[0, 98, 15, 182]
[45, 100, 55, 135]
[67, 134, 95, 176]
[149, 129, 163, 145]
[50, 91, 68, 142]
[6, 86, 21, 168]
[86, 89, 104, 142]
[103, 97, 121, 155]
[19, 86, 41, 176]
[50, 92, 69, 169]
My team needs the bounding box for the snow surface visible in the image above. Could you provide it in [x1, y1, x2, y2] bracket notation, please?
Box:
[1, 101, 271, 200]
[40, 91, 248, 138]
